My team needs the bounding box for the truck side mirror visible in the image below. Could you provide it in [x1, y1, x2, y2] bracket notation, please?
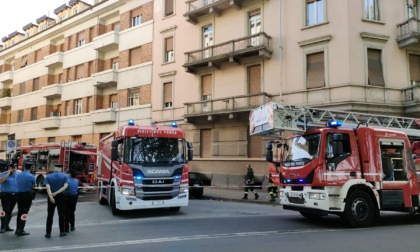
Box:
[111, 140, 119, 161]
[266, 143, 273, 162]
[187, 142, 193, 161]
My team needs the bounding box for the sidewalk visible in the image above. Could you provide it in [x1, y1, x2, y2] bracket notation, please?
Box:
[202, 187, 277, 205]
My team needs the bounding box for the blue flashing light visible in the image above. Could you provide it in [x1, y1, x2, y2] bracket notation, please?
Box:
[134, 176, 143, 181]
[174, 175, 181, 179]
[128, 119, 135, 126]
[286, 179, 292, 183]
[327, 120, 343, 128]
[298, 179, 304, 183]
[171, 121, 178, 128]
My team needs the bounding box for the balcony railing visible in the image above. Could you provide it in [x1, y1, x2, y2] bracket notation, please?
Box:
[93, 30, 119, 52]
[40, 117, 60, 129]
[185, 0, 244, 24]
[44, 52, 64, 68]
[397, 18, 420, 48]
[42, 84, 62, 98]
[0, 124, 10, 135]
[184, 32, 272, 73]
[92, 69, 118, 87]
[90, 107, 118, 124]
[184, 92, 272, 122]
[403, 84, 420, 114]
[0, 71, 13, 83]
[0, 97, 12, 108]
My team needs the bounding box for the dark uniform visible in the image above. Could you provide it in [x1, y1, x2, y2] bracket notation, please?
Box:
[15, 161, 36, 236]
[64, 169, 78, 232]
[241, 165, 259, 200]
[44, 164, 68, 238]
[267, 174, 277, 203]
[0, 163, 17, 233]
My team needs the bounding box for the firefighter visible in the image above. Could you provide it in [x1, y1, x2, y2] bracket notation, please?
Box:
[15, 160, 36, 236]
[241, 164, 259, 200]
[0, 163, 17, 233]
[266, 174, 277, 203]
[44, 164, 68, 238]
[64, 169, 79, 233]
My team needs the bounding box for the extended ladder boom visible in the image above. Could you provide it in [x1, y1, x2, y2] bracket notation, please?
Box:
[249, 102, 420, 139]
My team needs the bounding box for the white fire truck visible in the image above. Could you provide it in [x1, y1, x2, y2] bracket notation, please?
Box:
[97, 120, 193, 215]
[250, 102, 420, 227]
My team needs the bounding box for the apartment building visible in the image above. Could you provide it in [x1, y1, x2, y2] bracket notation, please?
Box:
[152, 0, 420, 179]
[0, 0, 419, 179]
[0, 0, 154, 158]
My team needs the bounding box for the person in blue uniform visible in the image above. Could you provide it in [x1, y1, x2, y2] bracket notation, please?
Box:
[44, 164, 68, 238]
[0, 163, 17, 233]
[64, 169, 79, 232]
[15, 160, 36, 236]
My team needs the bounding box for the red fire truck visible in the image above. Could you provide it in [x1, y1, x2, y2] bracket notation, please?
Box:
[12, 141, 97, 190]
[250, 102, 420, 227]
[97, 120, 193, 215]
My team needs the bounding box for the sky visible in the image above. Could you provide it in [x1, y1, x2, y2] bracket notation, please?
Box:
[0, 0, 94, 42]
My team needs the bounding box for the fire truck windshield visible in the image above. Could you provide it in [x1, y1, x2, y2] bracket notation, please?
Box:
[127, 137, 185, 164]
[283, 133, 320, 167]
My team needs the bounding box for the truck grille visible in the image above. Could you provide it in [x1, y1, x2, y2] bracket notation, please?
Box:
[135, 177, 179, 201]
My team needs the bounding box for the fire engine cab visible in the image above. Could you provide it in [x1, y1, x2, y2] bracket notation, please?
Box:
[250, 102, 420, 227]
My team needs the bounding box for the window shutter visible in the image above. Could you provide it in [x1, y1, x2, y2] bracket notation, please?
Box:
[368, 49, 385, 86]
[131, 7, 142, 18]
[129, 46, 142, 66]
[78, 31, 85, 40]
[201, 74, 212, 96]
[306, 52, 325, 89]
[165, 37, 173, 52]
[164, 82, 172, 103]
[249, 9, 260, 17]
[248, 65, 261, 94]
[200, 129, 212, 158]
[165, 0, 174, 16]
[76, 64, 84, 79]
[409, 54, 420, 82]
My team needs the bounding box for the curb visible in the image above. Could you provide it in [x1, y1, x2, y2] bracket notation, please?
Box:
[202, 195, 278, 206]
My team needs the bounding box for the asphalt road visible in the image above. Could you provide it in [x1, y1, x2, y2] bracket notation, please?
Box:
[1, 193, 420, 252]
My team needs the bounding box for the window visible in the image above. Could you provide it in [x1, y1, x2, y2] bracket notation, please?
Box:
[201, 75, 212, 101]
[380, 140, 407, 181]
[74, 99, 82, 115]
[409, 54, 420, 86]
[76, 64, 84, 80]
[31, 107, 37, 121]
[78, 39, 85, 47]
[164, 82, 173, 108]
[33, 78, 40, 91]
[19, 82, 25, 95]
[407, 0, 419, 18]
[77, 31, 86, 47]
[249, 9, 261, 46]
[164, 0, 174, 17]
[306, 52, 325, 89]
[48, 137, 55, 142]
[364, 0, 380, 21]
[65, 102, 70, 116]
[164, 36, 174, 63]
[202, 25, 213, 58]
[367, 48, 385, 86]
[73, 8, 78, 15]
[60, 15, 67, 22]
[129, 46, 142, 66]
[17, 110, 24, 123]
[128, 88, 140, 106]
[248, 65, 262, 106]
[306, 0, 325, 26]
[132, 15, 142, 27]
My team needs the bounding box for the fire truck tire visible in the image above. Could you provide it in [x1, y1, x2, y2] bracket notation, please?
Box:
[343, 190, 375, 228]
[98, 182, 107, 205]
[36, 177, 45, 193]
[299, 211, 323, 219]
[169, 207, 181, 212]
[111, 188, 121, 216]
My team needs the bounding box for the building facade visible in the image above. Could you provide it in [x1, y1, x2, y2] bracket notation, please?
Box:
[1, 0, 419, 182]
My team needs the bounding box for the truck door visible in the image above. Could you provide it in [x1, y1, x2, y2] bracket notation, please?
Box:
[379, 139, 411, 208]
[323, 132, 358, 185]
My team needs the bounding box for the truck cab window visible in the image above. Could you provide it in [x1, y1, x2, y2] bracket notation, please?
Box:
[325, 133, 351, 171]
[380, 141, 406, 181]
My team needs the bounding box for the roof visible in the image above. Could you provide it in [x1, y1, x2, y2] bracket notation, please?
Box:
[36, 15, 54, 24]
[54, 4, 70, 14]
[69, 0, 92, 7]
[8, 31, 24, 38]
[2, 37, 8, 42]
[23, 23, 38, 31]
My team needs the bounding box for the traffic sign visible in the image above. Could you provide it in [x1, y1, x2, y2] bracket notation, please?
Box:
[6, 140, 16, 154]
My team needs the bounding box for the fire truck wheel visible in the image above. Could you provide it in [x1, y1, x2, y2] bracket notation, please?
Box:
[111, 188, 121, 216]
[98, 182, 107, 205]
[299, 211, 323, 219]
[343, 190, 375, 228]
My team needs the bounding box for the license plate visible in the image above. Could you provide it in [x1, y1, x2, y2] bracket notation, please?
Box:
[152, 200, 164, 205]
[288, 192, 301, 198]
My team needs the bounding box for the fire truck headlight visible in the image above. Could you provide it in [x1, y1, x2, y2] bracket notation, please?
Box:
[180, 185, 189, 193]
[308, 192, 326, 200]
[279, 191, 285, 197]
[121, 186, 135, 196]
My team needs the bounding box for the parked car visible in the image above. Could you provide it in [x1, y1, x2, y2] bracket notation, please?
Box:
[188, 172, 204, 198]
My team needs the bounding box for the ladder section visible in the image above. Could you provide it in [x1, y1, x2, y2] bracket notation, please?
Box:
[250, 102, 420, 138]
[61, 140, 71, 171]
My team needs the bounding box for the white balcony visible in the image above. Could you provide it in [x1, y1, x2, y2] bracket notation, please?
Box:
[93, 69, 118, 87]
[40, 117, 60, 129]
[0, 71, 13, 82]
[93, 30, 119, 52]
[90, 107, 117, 124]
[42, 84, 62, 98]
[44, 52, 64, 68]
[0, 124, 9, 135]
[0, 97, 12, 108]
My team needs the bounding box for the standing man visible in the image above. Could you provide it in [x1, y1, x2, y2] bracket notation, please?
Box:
[15, 160, 36, 236]
[44, 164, 68, 238]
[241, 164, 259, 200]
[0, 163, 17, 233]
[64, 169, 79, 232]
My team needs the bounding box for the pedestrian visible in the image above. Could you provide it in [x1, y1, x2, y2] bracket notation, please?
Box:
[44, 164, 68, 238]
[266, 174, 277, 203]
[15, 160, 36, 236]
[0, 163, 17, 233]
[64, 169, 79, 233]
[241, 164, 259, 200]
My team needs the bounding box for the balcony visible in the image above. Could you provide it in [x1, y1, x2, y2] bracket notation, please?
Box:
[184, 32, 272, 73]
[0, 97, 11, 108]
[0, 124, 9, 135]
[93, 30, 119, 52]
[403, 85, 420, 115]
[184, 92, 272, 123]
[0, 71, 13, 82]
[184, 0, 245, 24]
[90, 107, 117, 124]
[92, 69, 118, 87]
[397, 18, 420, 48]
[42, 84, 62, 98]
[44, 52, 64, 68]
[40, 116, 60, 129]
